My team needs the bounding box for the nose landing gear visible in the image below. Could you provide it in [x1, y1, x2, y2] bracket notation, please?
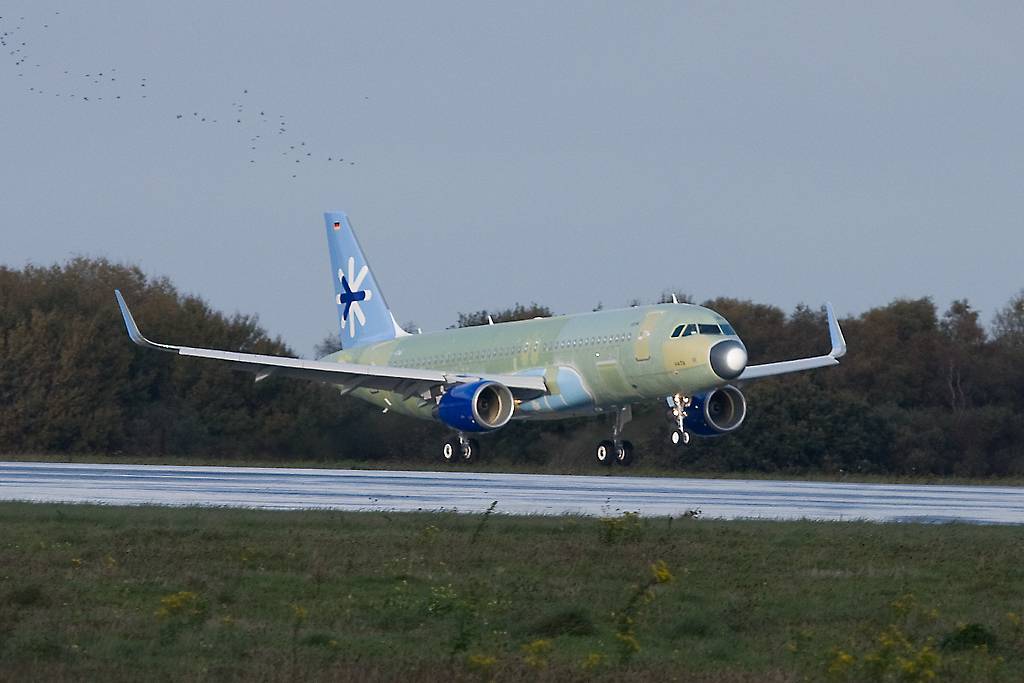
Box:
[667, 394, 692, 446]
[442, 433, 479, 463]
[595, 406, 634, 467]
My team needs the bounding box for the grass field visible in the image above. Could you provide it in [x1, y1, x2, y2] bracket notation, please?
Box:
[1, 503, 1022, 681]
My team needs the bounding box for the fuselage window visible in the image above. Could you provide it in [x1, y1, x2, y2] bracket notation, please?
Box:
[698, 323, 721, 335]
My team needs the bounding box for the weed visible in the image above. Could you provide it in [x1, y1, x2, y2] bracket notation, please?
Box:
[5, 584, 47, 608]
[824, 595, 1012, 682]
[466, 652, 498, 680]
[470, 500, 499, 546]
[529, 607, 596, 637]
[300, 631, 338, 648]
[826, 647, 855, 678]
[941, 623, 997, 651]
[520, 638, 552, 669]
[376, 578, 423, 632]
[581, 651, 606, 671]
[155, 591, 205, 623]
[290, 604, 307, 677]
[419, 524, 441, 544]
[599, 511, 644, 544]
[611, 559, 675, 664]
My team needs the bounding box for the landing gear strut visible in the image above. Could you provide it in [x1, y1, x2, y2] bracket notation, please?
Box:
[667, 393, 692, 446]
[442, 433, 479, 463]
[595, 406, 634, 467]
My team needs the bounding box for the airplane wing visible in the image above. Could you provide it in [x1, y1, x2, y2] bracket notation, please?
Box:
[736, 302, 847, 381]
[114, 291, 548, 401]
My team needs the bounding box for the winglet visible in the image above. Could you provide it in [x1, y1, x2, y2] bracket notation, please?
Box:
[114, 290, 178, 353]
[825, 302, 847, 359]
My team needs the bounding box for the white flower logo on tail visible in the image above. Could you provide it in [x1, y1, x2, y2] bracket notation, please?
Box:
[336, 256, 373, 337]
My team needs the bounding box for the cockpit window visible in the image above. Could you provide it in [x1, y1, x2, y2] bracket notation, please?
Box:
[720, 324, 736, 336]
[698, 323, 721, 335]
[671, 323, 699, 338]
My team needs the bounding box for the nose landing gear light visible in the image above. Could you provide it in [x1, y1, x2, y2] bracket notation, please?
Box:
[667, 394, 692, 446]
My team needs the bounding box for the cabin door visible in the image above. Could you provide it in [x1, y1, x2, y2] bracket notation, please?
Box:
[633, 311, 664, 362]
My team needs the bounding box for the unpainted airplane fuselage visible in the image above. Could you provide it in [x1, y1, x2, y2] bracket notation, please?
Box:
[330, 303, 731, 420]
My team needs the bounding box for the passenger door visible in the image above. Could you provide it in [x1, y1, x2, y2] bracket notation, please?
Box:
[633, 311, 664, 362]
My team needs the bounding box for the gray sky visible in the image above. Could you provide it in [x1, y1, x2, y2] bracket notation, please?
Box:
[2, 1, 1022, 356]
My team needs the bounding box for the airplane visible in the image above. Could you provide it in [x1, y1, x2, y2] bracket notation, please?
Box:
[114, 211, 847, 467]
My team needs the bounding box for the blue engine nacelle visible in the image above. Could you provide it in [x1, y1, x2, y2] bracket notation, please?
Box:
[437, 380, 515, 433]
[684, 385, 747, 437]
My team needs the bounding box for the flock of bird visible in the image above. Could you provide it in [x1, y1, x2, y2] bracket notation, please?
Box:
[2, 10, 355, 179]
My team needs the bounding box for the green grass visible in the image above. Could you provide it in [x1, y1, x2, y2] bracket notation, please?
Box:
[5, 451, 1024, 487]
[1, 504, 1023, 681]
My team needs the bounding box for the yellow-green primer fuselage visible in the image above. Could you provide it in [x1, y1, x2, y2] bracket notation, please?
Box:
[326, 303, 739, 420]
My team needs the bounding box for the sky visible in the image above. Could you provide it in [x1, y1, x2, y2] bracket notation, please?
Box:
[2, 1, 1022, 357]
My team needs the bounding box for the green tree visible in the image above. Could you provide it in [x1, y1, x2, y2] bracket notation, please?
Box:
[992, 289, 1024, 346]
[0, 258, 351, 459]
[456, 302, 553, 328]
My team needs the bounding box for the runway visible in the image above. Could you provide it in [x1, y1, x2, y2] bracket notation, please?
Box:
[1, 461, 1023, 524]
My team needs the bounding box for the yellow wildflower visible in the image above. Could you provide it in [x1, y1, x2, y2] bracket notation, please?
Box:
[615, 631, 640, 655]
[291, 604, 307, 623]
[521, 639, 552, 669]
[651, 559, 674, 584]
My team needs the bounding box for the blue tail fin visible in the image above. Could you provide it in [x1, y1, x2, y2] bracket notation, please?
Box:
[324, 212, 407, 348]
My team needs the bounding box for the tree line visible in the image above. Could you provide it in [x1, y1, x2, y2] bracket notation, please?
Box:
[1, 258, 1022, 476]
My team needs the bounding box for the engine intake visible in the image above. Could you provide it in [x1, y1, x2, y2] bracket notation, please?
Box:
[437, 380, 515, 432]
[684, 385, 747, 437]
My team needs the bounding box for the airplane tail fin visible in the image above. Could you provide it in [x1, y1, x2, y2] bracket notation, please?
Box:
[324, 212, 408, 348]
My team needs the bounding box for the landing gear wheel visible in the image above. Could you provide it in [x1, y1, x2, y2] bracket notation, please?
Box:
[442, 440, 457, 463]
[462, 439, 479, 463]
[670, 429, 691, 446]
[595, 440, 615, 466]
[615, 441, 634, 466]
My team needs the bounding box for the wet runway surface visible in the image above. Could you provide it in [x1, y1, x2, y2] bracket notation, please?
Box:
[2, 461, 1023, 524]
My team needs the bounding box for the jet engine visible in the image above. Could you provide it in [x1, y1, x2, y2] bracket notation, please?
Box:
[437, 380, 515, 432]
[684, 385, 747, 436]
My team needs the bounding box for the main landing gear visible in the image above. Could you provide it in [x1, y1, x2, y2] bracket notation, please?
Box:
[667, 393, 692, 446]
[596, 406, 634, 467]
[442, 433, 480, 463]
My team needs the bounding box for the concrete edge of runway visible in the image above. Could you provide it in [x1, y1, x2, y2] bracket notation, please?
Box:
[2, 461, 1022, 524]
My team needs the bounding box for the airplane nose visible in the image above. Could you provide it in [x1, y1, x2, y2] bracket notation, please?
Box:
[709, 340, 747, 380]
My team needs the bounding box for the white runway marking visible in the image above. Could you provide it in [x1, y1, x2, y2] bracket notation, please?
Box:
[1, 461, 1022, 524]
